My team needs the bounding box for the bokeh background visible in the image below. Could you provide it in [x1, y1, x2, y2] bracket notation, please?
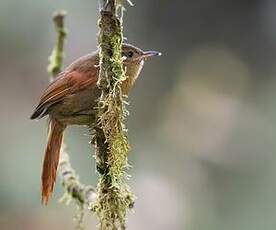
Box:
[1, 0, 276, 229]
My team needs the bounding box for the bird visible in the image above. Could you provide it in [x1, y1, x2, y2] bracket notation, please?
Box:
[30, 43, 161, 204]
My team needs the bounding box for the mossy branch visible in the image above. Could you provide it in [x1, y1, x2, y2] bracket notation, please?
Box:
[47, 10, 96, 219]
[58, 144, 96, 206]
[92, 1, 135, 229]
[47, 11, 67, 79]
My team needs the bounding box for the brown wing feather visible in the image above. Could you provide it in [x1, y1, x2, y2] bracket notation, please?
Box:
[30, 68, 99, 119]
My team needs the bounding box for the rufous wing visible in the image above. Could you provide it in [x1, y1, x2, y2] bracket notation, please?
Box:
[30, 69, 98, 119]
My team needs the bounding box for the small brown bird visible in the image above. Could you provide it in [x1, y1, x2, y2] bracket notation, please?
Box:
[31, 43, 161, 204]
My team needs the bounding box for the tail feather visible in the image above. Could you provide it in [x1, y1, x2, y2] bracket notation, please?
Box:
[41, 118, 65, 205]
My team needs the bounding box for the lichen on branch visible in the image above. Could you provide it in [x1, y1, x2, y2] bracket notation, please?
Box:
[92, 1, 135, 229]
[48, 11, 67, 79]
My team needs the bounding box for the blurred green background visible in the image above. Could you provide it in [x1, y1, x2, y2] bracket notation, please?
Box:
[1, 0, 276, 229]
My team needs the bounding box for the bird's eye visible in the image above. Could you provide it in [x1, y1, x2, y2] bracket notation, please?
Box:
[127, 51, 134, 58]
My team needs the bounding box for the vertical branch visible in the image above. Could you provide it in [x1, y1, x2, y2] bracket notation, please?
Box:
[48, 11, 67, 79]
[92, 0, 134, 229]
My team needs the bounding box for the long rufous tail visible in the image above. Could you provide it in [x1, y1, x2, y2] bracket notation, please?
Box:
[41, 118, 65, 205]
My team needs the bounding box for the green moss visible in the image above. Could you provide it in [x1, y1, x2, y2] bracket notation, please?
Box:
[92, 3, 135, 229]
[47, 11, 67, 79]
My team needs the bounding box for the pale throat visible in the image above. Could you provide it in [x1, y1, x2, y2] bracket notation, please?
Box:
[122, 60, 144, 95]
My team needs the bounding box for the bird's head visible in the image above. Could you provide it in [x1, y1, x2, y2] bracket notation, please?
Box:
[122, 43, 161, 64]
[120, 43, 161, 94]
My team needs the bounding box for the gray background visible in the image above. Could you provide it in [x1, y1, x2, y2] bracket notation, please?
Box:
[1, 0, 276, 229]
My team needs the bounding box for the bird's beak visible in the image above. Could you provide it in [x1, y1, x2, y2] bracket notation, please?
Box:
[141, 51, 162, 59]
